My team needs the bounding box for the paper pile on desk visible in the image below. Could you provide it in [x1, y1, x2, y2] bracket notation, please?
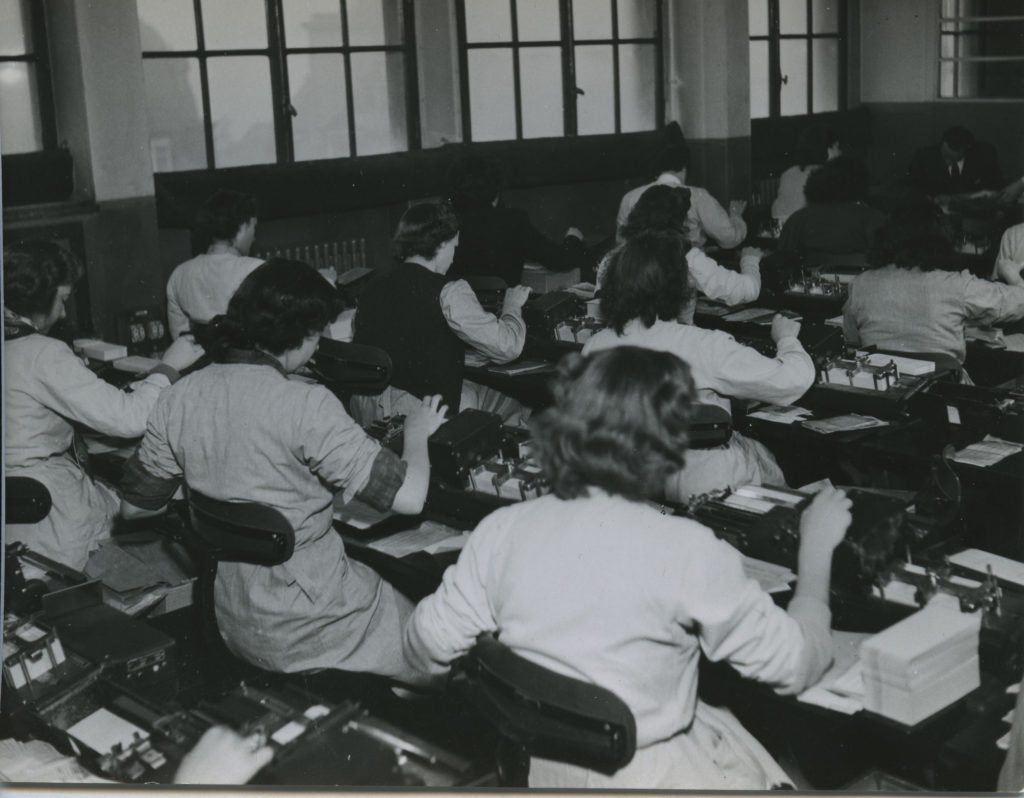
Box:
[860, 594, 981, 725]
[802, 414, 889, 434]
[952, 435, 1024, 467]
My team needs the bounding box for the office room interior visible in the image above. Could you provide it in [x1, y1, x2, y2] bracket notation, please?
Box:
[2, 0, 1024, 791]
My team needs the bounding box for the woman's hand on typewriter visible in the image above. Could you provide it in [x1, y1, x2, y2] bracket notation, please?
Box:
[174, 725, 274, 784]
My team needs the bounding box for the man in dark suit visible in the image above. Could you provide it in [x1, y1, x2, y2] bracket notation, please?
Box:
[906, 125, 1003, 197]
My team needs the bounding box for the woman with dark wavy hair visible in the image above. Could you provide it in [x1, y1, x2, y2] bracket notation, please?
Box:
[585, 230, 814, 501]
[4, 240, 204, 569]
[120, 259, 447, 682]
[405, 346, 852, 790]
[843, 200, 1024, 370]
[778, 155, 887, 266]
[599, 183, 762, 322]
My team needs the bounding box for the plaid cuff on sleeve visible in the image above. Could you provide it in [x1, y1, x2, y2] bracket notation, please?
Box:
[119, 452, 183, 510]
[355, 448, 408, 513]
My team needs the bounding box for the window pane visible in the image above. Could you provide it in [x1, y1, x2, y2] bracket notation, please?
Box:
[288, 53, 349, 160]
[811, 0, 839, 34]
[779, 39, 808, 115]
[779, 0, 807, 34]
[748, 0, 769, 37]
[465, 0, 511, 42]
[940, 60, 955, 98]
[283, 0, 342, 48]
[957, 59, 1024, 98]
[467, 48, 516, 140]
[207, 56, 275, 167]
[573, 0, 612, 40]
[351, 51, 408, 154]
[137, 0, 197, 51]
[618, 43, 656, 132]
[812, 38, 838, 111]
[618, 0, 657, 39]
[0, 62, 42, 154]
[516, 0, 560, 41]
[519, 46, 562, 138]
[347, 0, 403, 46]
[201, 0, 267, 50]
[142, 57, 207, 171]
[0, 0, 33, 56]
[749, 41, 770, 118]
[574, 44, 614, 134]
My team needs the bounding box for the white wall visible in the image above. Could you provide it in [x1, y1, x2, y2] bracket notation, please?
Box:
[859, 0, 939, 102]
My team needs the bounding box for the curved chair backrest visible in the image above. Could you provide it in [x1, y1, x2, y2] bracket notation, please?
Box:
[5, 477, 53, 525]
[310, 338, 392, 396]
[458, 633, 636, 781]
[186, 490, 295, 566]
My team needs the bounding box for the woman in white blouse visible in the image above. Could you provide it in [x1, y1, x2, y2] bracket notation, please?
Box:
[4, 240, 204, 569]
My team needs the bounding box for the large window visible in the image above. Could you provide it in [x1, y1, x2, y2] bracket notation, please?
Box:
[456, 0, 663, 142]
[137, 0, 418, 171]
[748, 0, 846, 118]
[0, 0, 56, 155]
[939, 0, 1024, 99]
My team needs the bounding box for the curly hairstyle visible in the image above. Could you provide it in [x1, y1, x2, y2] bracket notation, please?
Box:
[448, 155, 503, 215]
[195, 190, 257, 244]
[804, 155, 870, 204]
[600, 230, 692, 334]
[867, 200, 955, 271]
[392, 202, 460, 262]
[619, 183, 692, 241]
[3, 240, 84, 317]
[530, 346, 695, 502]
[201, 259, 344, 358]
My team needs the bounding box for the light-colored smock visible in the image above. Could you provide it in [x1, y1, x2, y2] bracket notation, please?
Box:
[617, 173, 747, 250]
[351, 278, 527, 425]
[771, 164, 815, 225]
[405, 491, 833, 789]
[584, 319, 815, 499]
[993, 222, 1024, 284]
[843, 265, 1024, 365]
[4, 332, 173, 569]
[166, 251, 263, 338]
[121, 357, 421, 680]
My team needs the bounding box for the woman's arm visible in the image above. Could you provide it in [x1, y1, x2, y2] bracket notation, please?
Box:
[390, 395, 447, 514]
[439, 279, 527, 364]
[962, 271, 1024, 326]
[687, 247, 761, 306]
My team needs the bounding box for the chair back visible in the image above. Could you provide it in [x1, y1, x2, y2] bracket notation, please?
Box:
[5, 477, 53, 525]
[186, 490, 294, 566]
[310, 338, 392, 396]
[457, 634, 636, 782]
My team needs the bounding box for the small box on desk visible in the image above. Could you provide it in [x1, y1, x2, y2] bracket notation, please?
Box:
[428, 410, 503, 488]
[73, 339, 128, 362]
[520, 264, 580, 294]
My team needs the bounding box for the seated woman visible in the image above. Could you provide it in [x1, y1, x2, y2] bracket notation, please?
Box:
[584, 231, 815, 501]
[4, 240, 204, 570]
[778, 156, 887, 267]
[771, 125, 841, 226]
[447, 155, 591, 285]
[843, 201, 1024, 371]
[600, 183, 762, 322]
[404, 346, 852, 790]
[120, 260, 447, 682]
[352, 202, 529, 425]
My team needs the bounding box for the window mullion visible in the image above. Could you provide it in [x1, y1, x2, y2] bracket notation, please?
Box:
[768, 0, 781, 117]
[193, 0, 216, 169]
[655, 0, 665, 128]
[266, 0, 292, 163]
[805, 0, 813, 113]
[339, 0, 358, 156]
[611, 0, 621, 134]
[403, 0, 422, 150]
[454, 0, 473, 141]
[561, 0, 577, 136]
[510, 0, 522, 139]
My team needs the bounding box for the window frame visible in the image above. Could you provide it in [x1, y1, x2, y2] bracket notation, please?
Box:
[454, 0, 665, 142]
[138, 0, 421, 170]
[748, 0, 848, 119]
[938, 0, 1024, 100]
[0, 0, 58, 153]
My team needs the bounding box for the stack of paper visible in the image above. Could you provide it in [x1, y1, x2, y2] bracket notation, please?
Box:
[860, 595, 981, 725]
